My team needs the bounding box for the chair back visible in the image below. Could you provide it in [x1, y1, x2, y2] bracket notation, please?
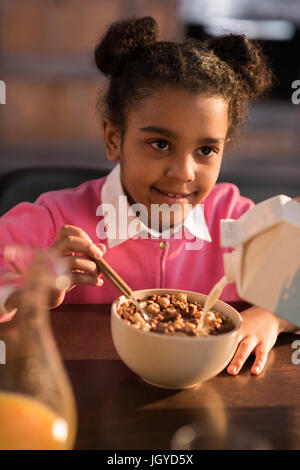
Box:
[0, 167, 110, 216]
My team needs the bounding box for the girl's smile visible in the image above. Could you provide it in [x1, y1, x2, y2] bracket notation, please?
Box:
[150, 185, 196, 203]
[104, 86, 229, 229]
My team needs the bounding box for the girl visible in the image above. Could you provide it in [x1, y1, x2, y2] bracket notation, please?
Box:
[0, 17, 297, 376]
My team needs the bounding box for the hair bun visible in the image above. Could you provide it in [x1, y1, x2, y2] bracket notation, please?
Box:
[94, 16, 158, 77]
[205, 34, 275, 98]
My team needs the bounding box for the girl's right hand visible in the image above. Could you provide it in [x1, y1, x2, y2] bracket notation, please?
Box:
[49, 225, 107, 308]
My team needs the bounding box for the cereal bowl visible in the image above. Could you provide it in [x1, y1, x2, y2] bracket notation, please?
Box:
[111, 289, 242, 389]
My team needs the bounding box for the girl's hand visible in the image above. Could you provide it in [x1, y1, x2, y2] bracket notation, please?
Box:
[49, 225, 106, 308]
[227, 306, 298, 376]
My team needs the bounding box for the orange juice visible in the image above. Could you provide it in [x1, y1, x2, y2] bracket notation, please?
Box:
[0, 392, 73, 450]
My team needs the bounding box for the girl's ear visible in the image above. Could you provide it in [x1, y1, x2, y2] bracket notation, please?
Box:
[102, 119, 121, 162]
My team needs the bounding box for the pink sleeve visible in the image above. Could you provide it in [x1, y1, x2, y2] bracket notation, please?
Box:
[0, 198, 57, 321]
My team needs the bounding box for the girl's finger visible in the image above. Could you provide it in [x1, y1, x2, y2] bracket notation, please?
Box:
[227, 336, 257, 375]
[72, 246, 106, 258]
[56, 225, 92, 243]
[251, 344, 268, 375]
[96, 243, 107, 255]
[68, 255, 100, 276]
[71, 272, 104, 287]
[53, 236, 104, 260]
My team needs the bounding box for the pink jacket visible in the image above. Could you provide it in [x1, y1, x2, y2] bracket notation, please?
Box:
[0, 174, 254, 320]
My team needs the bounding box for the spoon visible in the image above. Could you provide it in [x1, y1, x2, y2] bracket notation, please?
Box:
[92, 256, 151, 322]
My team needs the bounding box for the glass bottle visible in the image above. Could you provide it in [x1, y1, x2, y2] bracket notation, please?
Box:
[0, 246, 77, 450]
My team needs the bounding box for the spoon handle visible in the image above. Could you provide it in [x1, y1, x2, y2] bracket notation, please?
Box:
[93, 257, 132, 298]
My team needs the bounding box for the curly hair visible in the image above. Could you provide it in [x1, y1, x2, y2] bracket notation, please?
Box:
[94, 16, 276, 143]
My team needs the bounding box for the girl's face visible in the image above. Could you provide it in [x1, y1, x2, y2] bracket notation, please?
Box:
[103, 87, 229, 229]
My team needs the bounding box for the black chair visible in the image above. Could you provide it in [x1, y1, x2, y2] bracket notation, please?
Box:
[0, 166, 111, 216]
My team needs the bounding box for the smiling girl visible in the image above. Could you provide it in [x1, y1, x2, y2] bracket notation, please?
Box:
[0, 17, 297, 375]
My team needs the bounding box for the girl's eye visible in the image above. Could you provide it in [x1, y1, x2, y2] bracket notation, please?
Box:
[149, 139, 170, 151]
[148, 141, 218, 157]
[197, 146, 217, 157]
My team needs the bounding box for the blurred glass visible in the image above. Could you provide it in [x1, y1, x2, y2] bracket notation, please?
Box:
[0, 245, 77, 450]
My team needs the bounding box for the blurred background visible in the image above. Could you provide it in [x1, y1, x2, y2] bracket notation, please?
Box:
[0, 0, 299, 211]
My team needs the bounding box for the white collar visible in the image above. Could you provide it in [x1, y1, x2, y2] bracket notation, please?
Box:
[100, 163, 212, 248]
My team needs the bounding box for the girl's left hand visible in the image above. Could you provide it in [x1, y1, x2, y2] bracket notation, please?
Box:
[227, 306, 297, 376]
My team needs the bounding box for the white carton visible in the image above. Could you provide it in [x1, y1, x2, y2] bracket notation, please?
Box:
[220, 195, 300, 327]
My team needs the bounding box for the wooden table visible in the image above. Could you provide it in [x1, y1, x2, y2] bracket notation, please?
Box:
[50, 303, 300, 450]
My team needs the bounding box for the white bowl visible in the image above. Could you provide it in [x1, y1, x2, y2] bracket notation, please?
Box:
[111, 289, 242, 389]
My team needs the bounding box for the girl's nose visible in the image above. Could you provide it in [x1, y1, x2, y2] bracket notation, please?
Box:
[165, 153, 195, 182]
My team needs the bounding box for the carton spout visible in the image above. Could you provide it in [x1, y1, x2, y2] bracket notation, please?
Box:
[223, 251, 237, 283]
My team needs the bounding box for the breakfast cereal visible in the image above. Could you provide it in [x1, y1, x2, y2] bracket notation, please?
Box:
[117, 293, 234, 337]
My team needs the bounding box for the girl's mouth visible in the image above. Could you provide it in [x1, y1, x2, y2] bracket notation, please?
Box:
[151, 186, 194, 202]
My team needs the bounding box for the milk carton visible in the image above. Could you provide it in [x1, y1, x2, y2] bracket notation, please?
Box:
[221, 195, 300, 327]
